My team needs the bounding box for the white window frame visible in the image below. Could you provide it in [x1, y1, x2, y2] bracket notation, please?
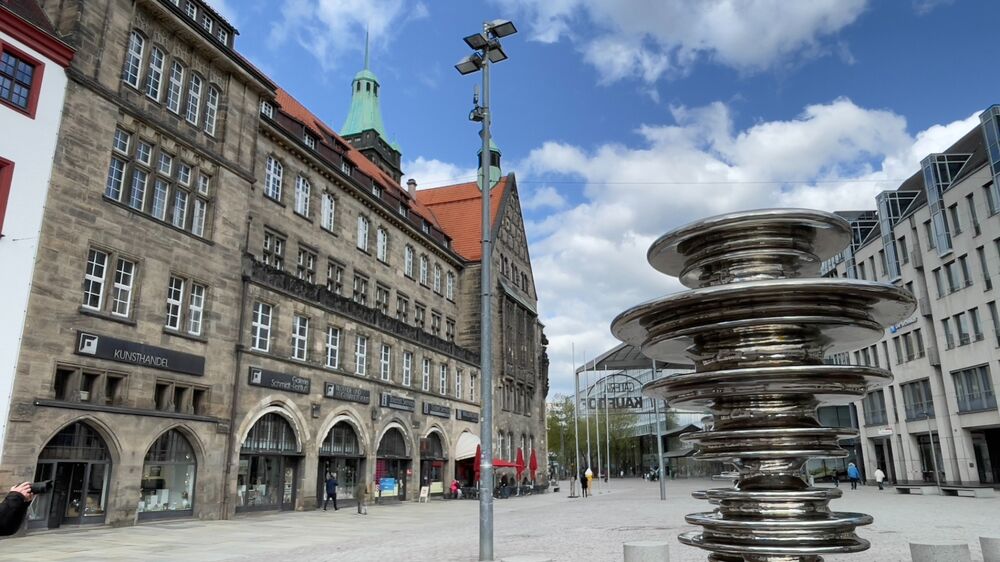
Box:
[321, 192, 335, 230]
[433, 264, 442, 293]
[294, 175, 311, 216]
[325, 326, 341, 369]
[376, 228, 388, 262]
[166, 61, 184, 113]
[251, 301, 272, 352]
[419, 255, 428, 285]
[204, 86, 219, 136]
[455, 369, 463, 400]
[422, 358, 431, 391]
[355, 335, 368, 376]
[404, 246, 414, 277]
[165, 275, 185, 330]
[185, 74, 202, 125]
[128, 168, 148, 210]
[151, 179, 169, 220]
[171, 189, 188, 228]
[292, 315, 309, 361]
[187, 283, 205, 335]
[83, 249, 109, 310]
[122, 31, 144, 88]
[446, 272, 455, 300]
[144, 46, 164, 101]
[357, 215, 369, 251]
[111, 258, 136, 317]
[105, 157, 126, 201]
[402, 352, 412, 386]
[439, 364, 447, 395]
[260, 100, 273, 118]
[192, 198, 207, 237]
[264, 156, 283, 200]
[380, 344, 391, 381]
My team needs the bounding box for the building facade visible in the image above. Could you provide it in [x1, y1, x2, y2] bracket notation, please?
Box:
[0, 0, 73, 464]
[824, 110, 1000, 486]
[0, 0, 547, 531]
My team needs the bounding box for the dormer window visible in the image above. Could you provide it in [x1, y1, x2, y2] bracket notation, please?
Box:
[372, 185, 382, 198]
[185, 1, 197, 19]
[422, 220, 430, 234]
[341, 161, 354, 176]
[217, 28, 229, 45]
[260, 101, 273, 118]
[398, 203, 408, 217]
[304, 133, 316, 149]
[201, 14, 213, 33]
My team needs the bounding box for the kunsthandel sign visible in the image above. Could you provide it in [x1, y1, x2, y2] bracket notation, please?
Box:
[75, 331, 205, 376]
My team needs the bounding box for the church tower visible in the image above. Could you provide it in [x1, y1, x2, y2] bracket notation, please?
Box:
[477, 138, 503, 187]
[341, 33, 403, 182]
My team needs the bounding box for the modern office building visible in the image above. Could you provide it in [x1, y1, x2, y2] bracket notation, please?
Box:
[0, 0, 548, 531]
[823, 109, 1000, 486]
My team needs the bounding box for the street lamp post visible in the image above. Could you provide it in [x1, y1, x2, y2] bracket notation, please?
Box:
[455, 20, 517, 562]
[917, 410, 942, 491]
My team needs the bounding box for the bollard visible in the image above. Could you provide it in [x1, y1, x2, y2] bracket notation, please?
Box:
[982, 536, 1000, 562]
[909, 542, 971, 562]
[624, 541, 670, 562]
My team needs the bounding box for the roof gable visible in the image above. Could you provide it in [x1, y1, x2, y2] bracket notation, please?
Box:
[415, 177, 508, 261]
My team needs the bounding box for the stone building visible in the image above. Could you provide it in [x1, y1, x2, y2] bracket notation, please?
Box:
[0, 0, 548, 531]
[824, 109, 1000, 487]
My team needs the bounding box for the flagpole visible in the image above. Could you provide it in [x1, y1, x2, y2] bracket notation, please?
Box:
[605, 368, 611, 491]
[594, 358, 603, 494]
[584, 352, 592, 478]
[572, 343, 581, 498]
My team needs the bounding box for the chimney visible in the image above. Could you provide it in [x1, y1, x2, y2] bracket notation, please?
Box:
[407, 178, 417, 198]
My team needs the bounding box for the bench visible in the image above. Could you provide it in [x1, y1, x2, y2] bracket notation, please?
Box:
[940, 486, 997, 498]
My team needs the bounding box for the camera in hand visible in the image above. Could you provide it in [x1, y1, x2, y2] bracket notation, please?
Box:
[30, 480, 52, 494]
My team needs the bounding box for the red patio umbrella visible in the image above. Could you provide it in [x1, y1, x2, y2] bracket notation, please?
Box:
[515, 448, 525, 480]
[529, 448, 538, 481]
[474, 444, 482, 482]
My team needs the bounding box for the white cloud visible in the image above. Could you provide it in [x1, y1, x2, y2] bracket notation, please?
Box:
[518, 100, 979, 396]
[504, 0, 869, 83]
[270, 0, 428, 71]
[522, 185, 568, 211]
[402, 157, 477, 189]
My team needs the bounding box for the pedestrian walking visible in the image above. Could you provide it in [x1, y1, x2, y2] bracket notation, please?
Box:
[585, 467, 594, 494]
[323, 472, 338, 511]
[832, 471, 840, 487]
[355, 479, 368, 515]
[847, 462, 860, 490]
[579, 470, 589, 498]
[874, 467, 886, 490]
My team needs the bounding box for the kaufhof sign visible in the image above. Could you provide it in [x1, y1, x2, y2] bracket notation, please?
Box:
[580, 375, 650, 412]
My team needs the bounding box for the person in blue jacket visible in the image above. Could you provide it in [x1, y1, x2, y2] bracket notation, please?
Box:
[847, 463, 861, 490]
[323, 472, 338, 511]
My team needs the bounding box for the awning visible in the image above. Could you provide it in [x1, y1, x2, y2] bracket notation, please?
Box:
[455, 432, 480, 461]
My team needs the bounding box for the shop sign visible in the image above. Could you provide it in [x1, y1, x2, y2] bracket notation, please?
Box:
[76, 331, 205, 376]
[248, 367, 310, 394]
[877, 427, 893, 436]
[380, 392, 415, 412]
[583, 396, 644, 410]
[422, 402, 451, 419]
[456, 409, 480, 423]
[324, 382, 370, 404]
[889, 316, 918, 334]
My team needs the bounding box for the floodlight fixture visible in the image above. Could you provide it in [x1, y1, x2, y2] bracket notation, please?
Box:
[464, 32, 489, 50]
[486, 44, 508, 64]
[455, 53, 484, 75]
[487, 19, 517, 38]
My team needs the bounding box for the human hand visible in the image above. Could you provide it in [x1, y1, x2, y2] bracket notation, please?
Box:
[10, 482, 33, 502]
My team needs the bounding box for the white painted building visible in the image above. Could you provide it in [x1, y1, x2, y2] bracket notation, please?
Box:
[0, 1, 73, 461]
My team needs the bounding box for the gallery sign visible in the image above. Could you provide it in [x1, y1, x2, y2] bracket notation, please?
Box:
[324, 382, 371, 404]
[76, 331, 205, 376]
[422, 402, 451, 419]
[456, 409, 480, 423]
[380, 392, 415, 412]
[248, 367, 310, 394]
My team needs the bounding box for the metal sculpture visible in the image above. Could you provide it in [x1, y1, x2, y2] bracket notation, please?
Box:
[611, 209, 915, 562]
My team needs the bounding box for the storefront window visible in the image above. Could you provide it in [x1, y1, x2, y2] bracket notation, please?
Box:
[28, 422, 111, 529]
[139, 430, 196, 519]
[420, 432, 446, 494]
[238, 413, 299, 511]
[319, 422, 362, 501]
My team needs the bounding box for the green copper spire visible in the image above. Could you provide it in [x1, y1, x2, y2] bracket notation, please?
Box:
[478, 138, 502, 186]
[341, 31, 388, 139]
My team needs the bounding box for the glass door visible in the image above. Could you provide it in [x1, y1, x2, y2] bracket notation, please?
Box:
[281, 458, 297, 510]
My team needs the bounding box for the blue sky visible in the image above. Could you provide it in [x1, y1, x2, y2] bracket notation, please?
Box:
[216, 0, 1000, 397]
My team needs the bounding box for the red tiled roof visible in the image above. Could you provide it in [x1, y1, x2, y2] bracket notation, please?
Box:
[415, 178, 508, 262]
[0, 0, 55, 34]
[273, 88, 442, 230]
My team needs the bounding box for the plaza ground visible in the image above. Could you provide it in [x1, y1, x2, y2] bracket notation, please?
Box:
[3, 478, 997, 561]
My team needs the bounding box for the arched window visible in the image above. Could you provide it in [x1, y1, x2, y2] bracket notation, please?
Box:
[433, 264, 442, 293]
[419, 255, 428, 285]
[420, 432, 445, 460]
[122, 30, 145, 88]
[357, 215, 370, 251]
[404, 245, 414, 277]
[376, 228, 388, 262]
[144, 46, 164, 100]
[446, 272, 455, 300]
[264, 156, 282, 200]
[377, 427, 408, 458]
[321, 192, 336, 230]
[29, 422, 111, 527]
[166, 60, 185, 113]
[241, 413, 298, 453]
[505, 431, 513, 461]
[139, 430, 196, 519]
[294, 175, 310, 216]
[204, 86, 220, 136]
[320, 421, 360, 456]
[496, 432, 504, 459]
[185, 74, 202, 125]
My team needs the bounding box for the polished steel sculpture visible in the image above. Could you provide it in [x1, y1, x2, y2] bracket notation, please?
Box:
[612, 209, 916, 562]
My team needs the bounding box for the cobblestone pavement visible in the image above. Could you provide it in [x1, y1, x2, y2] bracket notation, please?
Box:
[2, 478, 997, 561]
